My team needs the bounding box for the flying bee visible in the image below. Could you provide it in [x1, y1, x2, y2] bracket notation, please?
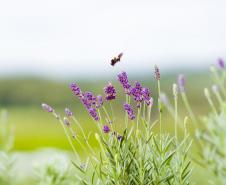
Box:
[111, 52, 123, 66]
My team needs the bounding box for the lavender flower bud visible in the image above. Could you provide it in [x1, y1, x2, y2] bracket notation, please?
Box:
[104, 83, 116, 101]
[41, 103, 54, 113]
[80, 96, 92, 109]
[84, 91, 96, 104]
[88, 107, 99, 121]
[141, 87, 151, 105]
[103, 125, 110, 133]
[65, 108, 73, 117]
[118, 71, 131, 91]
[178, 74, 185, 92]
[218, 58, 225, 69]
[63, 117, 70, 126]
[96, 95, 104, 108]
[70, 83, 82, 96]
[123, 103, 136, 120]
[154, 65, 160, 80]
[130, 81, 143, 103]
[117, 135, 122, 141]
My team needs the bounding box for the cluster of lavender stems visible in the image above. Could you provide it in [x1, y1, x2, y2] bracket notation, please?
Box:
[117, 71, 152, 122]
[42, 64, 197, 140]
[205, 58, 225, 114]
[41, 104, 80, 157]
[70, 83, 102, 121]
[69, 82, 124, 140]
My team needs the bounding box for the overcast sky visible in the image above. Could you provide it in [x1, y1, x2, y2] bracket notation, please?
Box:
[0, 0, 225, 78]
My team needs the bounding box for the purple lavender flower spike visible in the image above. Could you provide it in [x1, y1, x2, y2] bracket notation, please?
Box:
[41, 103, 54, 113]
[123, 103, 136, 120]
[70, 83, 82, 96]
[130, 81, 143, 103]
[154, 65, 160, 80]
[103, 125, 110, 133]
[218, 58, 225, 69]
[142, 87, 151, 105]
[118, 71, 131, 92]
[65, 108, 73, 117]
[96, 95, 104, 108]
[104, 83, 116, 101]
[84, 91, 96, 105]
[79, 96, 92, 109]
[178, 74, 185, 92]
[88, 107, 99, 121]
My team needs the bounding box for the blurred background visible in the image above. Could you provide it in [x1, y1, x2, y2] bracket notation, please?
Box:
[1, 1, 226, 183]
[0, 0, 225, 151]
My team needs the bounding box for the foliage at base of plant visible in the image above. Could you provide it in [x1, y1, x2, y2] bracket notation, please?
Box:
[34, 154, 74, 185]
[191, 62, 226, 184]
[93, 132, 192, 185]
[197, 104, 226, 184]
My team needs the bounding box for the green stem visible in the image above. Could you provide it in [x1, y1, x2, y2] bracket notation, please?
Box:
[157, 80, 162, 138]
[174, 95, 178, 140]
[102, 106, 111, 123]
[72, 116, 98, 159]
[136, 108, 141, 133]
[205, 90, 218, 116]
[125, 95, 129, 129]
[181, 92, 198, 126]
[214, 91, 224, 106]
[57, 115, 79, 160]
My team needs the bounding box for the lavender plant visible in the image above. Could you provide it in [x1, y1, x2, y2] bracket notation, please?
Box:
[195, 59, 226, 184]
[42, 66, 192, 184]
[160, 58, 226, 184]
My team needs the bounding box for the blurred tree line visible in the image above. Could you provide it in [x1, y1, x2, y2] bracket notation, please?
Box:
[0, 71, 211, 114]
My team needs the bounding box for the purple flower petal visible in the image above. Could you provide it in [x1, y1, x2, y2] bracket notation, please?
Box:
[103, 125, 110, 133]
[41, 103, 54, 113]
[123, 103, 136, 120]
[104, 83, 116, 101]
[65, 108, 73, 116]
